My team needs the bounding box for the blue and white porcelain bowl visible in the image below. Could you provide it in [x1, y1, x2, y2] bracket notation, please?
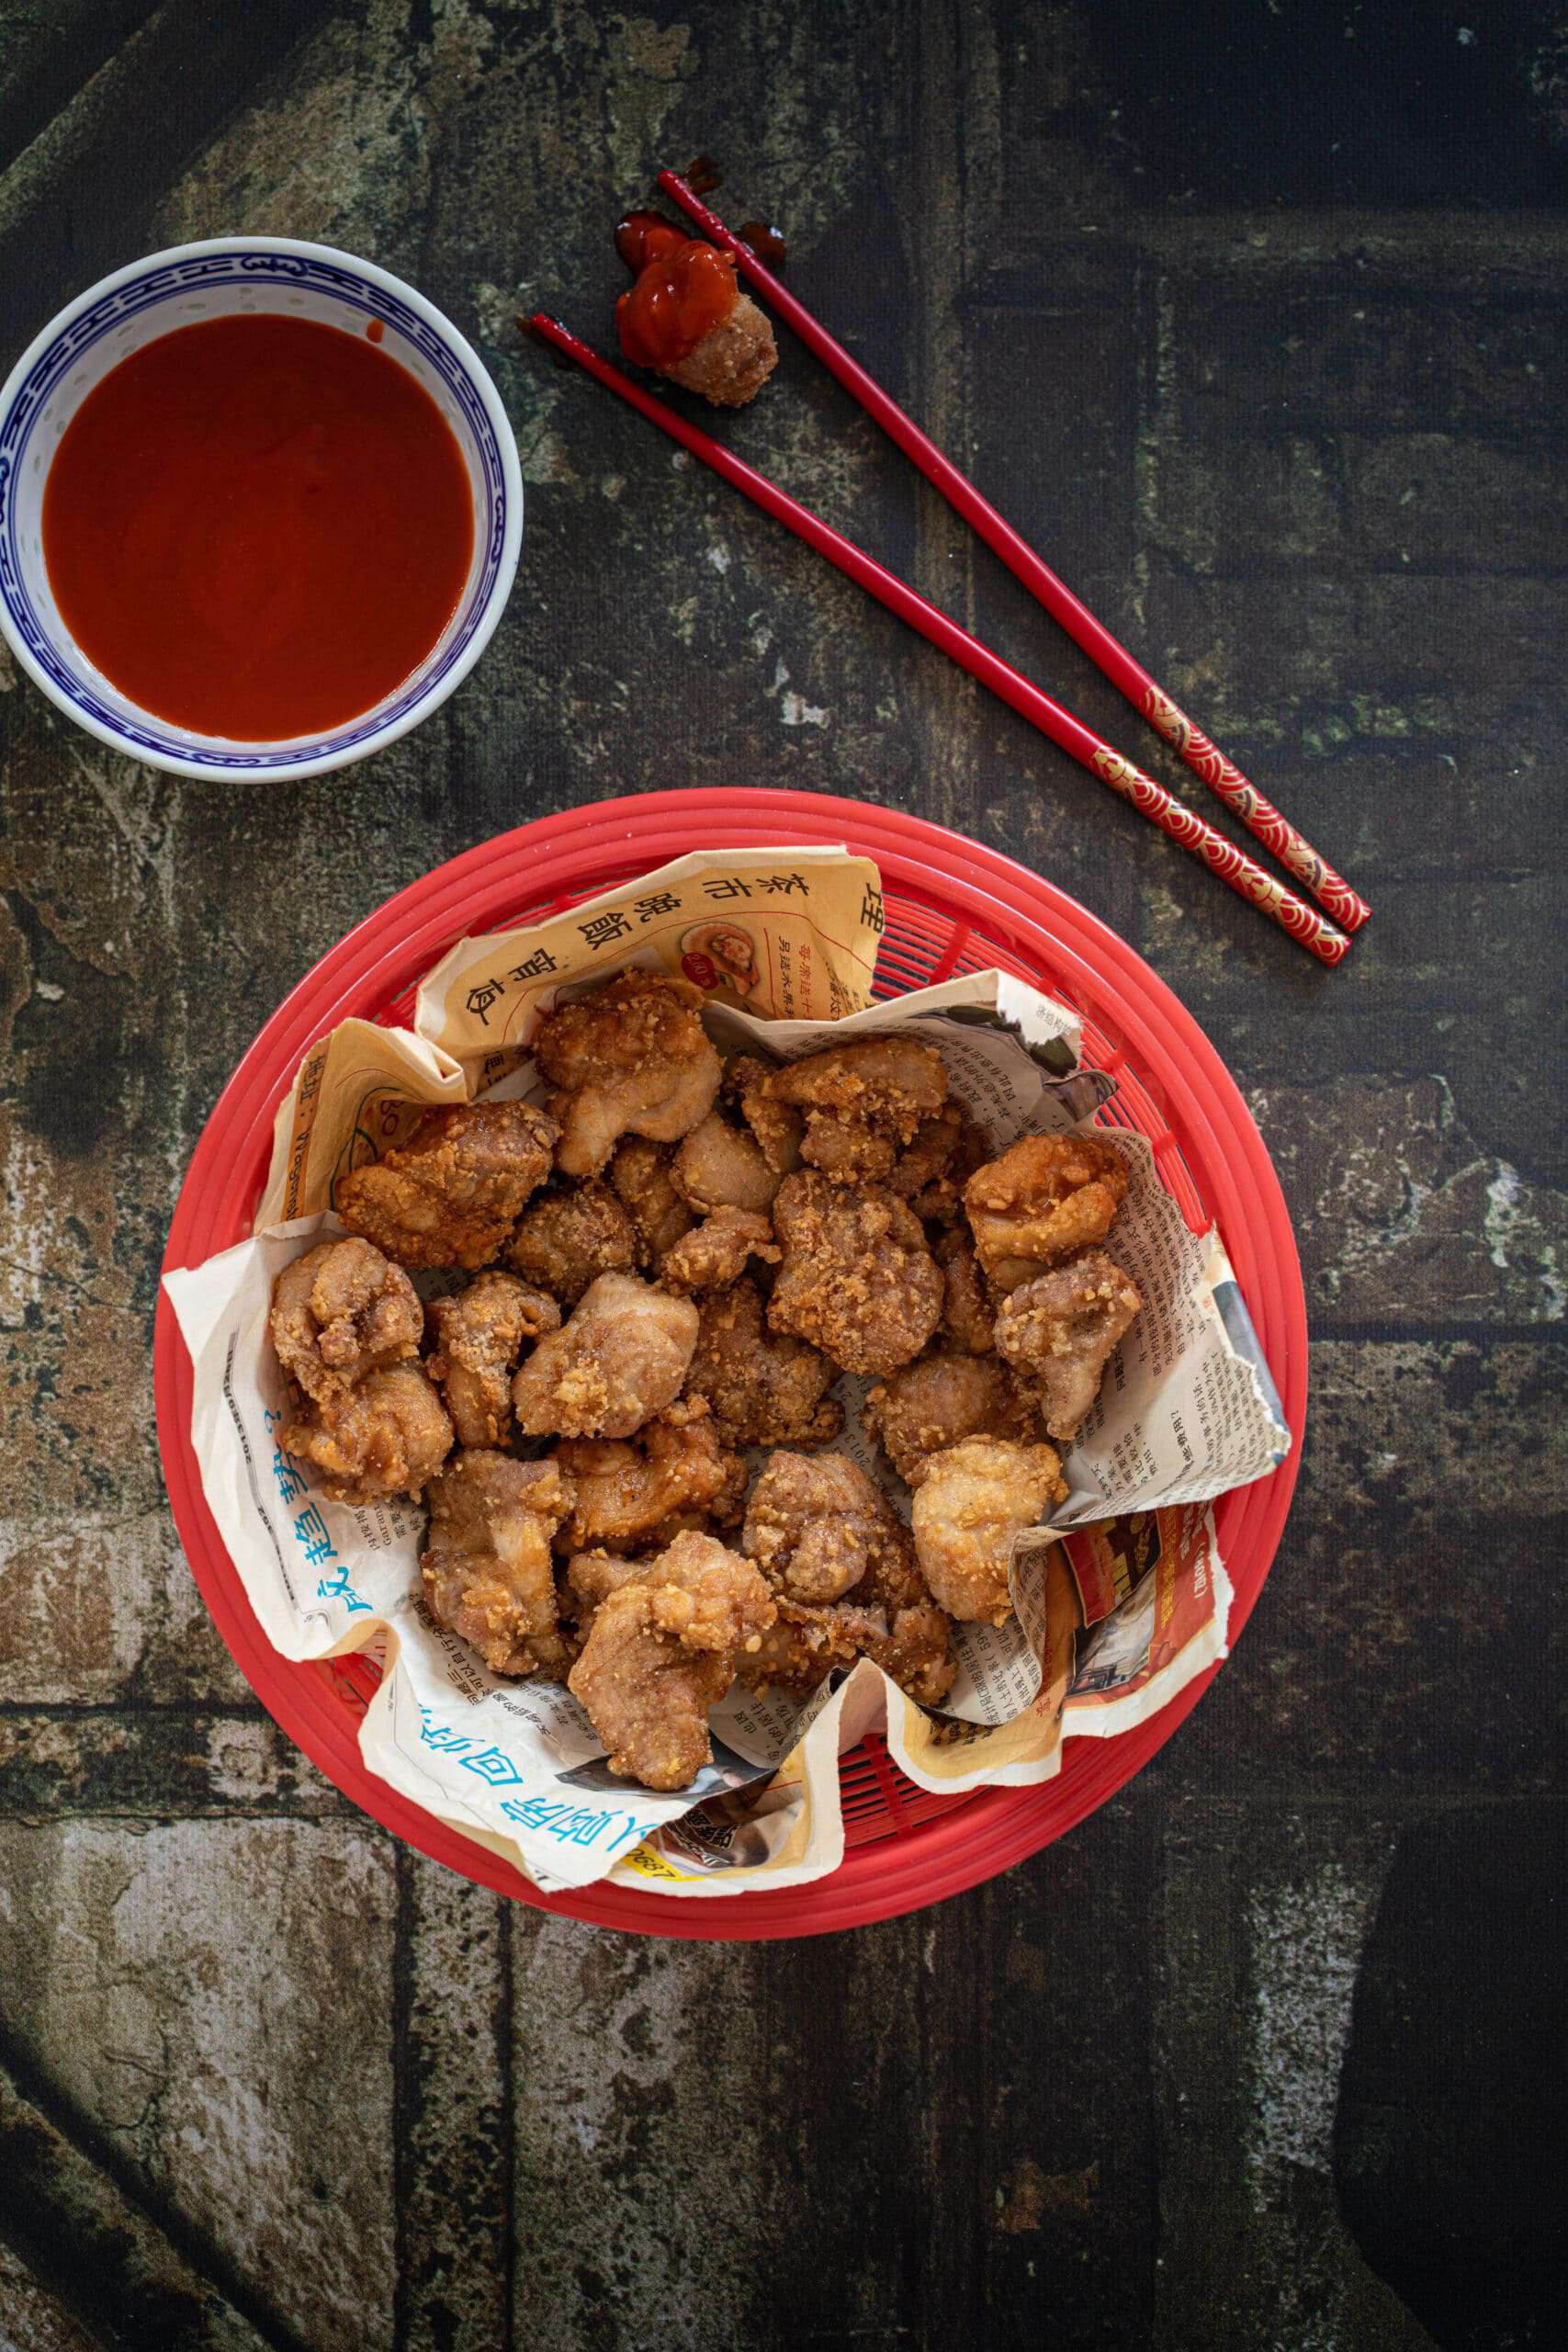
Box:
[0, 238, 522, 781]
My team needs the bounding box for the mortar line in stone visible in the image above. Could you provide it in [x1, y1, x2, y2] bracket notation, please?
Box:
[0, 2021, 310, 2352]
[389, 1843, 417, 2352]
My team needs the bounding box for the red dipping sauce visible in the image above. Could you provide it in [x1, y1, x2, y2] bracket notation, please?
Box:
[42, 313, 474, 741]
[615, 234, 739, 370]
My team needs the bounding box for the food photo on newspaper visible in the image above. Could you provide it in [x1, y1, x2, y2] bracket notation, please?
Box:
[163, 845, 1290, 1901]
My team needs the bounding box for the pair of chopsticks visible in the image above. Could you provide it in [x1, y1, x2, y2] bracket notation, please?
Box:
[529, 168, 1369, 966]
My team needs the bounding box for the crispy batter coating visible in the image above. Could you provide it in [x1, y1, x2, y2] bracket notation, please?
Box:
[736, 1590, 955, 1709]
[964, 1131, 1128, 1292]
[534, 972, 722, 1177]
[885, 1104, 965, 1203]
[863, 1353, 1039, 1488]
[721, 1054, 802, 1174]
[910, 1437, 1067, 1625]
[555, 1397, 732, 1551]
[768, 1170, 943, 1377]
[662, 289, 777, 407]
[660, 1205, 779, 1295]
[685, 1276, 842, 1449]
[763, 1037, 948, 1184]
[567, 1532, 776, 1789]
[506, 1178, 637, 1305]
[607, 1136, 694, 1267]
[994, 1250, 1143, 1442]
[336, 1101, 558, 1271]
[281, 1362, 454, 1504]
[934, 1227, 995, 1353]
[270, 1237, 422, 1403]
[426, 1271, 558, 1449]
[421, 1453, 575, 1677]
[908, 1109, 991, 1226]
[742, 1450, 901, 1603]
[671, 1110, 782, 1214]
[510, 1271, 699, 1440]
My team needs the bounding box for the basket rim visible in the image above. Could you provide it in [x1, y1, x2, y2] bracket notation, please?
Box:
[153, 786, 1307, 1939]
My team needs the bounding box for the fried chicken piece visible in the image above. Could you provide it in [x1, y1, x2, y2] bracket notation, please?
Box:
[685, 1277, 842, 1449]
[663, 289, 777, 408]
[741, 1450, 900, 1604]
[736, 1451, 958, 1706]
[510, 1271, 699, 1440]
[763, 1037, 948, 1184]
[561, 1546, 643, 1643]
[607, 1136, 694, 1268]
[421, 1452, 575, 1678]
[336, 1101, 558, 1271]
[768, 1170, 943, 1377]
[886, 1104, 965, 1202]
[964, 1131, 1128, 1291]
[426, 1272, 558, 1449]
[933, 1227, 995, 1353]
[505, 1178, 637, 1305]
[660, 1206, 779, 1295]
[567, 1532, 775, 1790]
[994, 1250, 1143, 1442]
[910, 1437, 1067, 1625]
[908, 1109, 991, 1227]
[671, 1110, 781, 1214]
[555, 1397, 731, 1551]
[280, 1362, 453, 1504]
[533, 972, 722, 1177]
[863, 1353, 1040, 1488]
[270, 1237, 422, 1404]
[721, 1054, 802, 1175]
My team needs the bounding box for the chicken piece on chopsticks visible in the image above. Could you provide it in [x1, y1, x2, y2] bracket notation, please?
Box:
[425, 1271, 559, 1450]
[994, 1251, 1143, 1442]
[336, 1100, 558, 1271]
[615, 220, 778, 410]
[568, 1532, 776, 1790]
[910, 1437, 1067, 1626]
[964, 1131, 1128, 1293]
[768, 1170, 942, 1377]
[532, 972, 721, 1178]
[421, 1452, 576, 1678]
[510, 1271, 698, 1440]
[270, 1237, 422, 1404]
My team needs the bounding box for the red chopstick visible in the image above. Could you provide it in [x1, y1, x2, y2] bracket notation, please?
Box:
[527, 312, 1349, 967]
[658, 167, 1371, 939]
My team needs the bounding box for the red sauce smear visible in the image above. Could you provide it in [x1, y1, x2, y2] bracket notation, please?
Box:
[738, 220, 787, 267]
[42, 313, 474, 741]
[616, 234, 738, 370]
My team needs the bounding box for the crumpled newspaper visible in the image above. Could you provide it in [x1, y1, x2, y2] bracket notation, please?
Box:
[164, 847, 1289, 1898]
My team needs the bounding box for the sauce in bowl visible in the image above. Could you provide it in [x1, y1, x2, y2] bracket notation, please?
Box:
[42, 313, 475, 741]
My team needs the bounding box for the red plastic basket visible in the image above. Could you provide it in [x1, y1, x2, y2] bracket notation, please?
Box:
[154, 788, 1306, 1937]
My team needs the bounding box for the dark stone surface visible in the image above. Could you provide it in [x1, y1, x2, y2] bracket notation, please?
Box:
[1, 4, 1563, 2347]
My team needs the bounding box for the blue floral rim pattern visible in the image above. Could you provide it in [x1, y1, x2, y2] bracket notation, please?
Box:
[0, 251, 511, 769]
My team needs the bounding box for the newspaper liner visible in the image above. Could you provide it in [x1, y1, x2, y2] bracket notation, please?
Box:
[164, 846, 1289, 1900]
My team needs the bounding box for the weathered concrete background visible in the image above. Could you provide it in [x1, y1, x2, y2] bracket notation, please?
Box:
[1, 3, 1563, 2346]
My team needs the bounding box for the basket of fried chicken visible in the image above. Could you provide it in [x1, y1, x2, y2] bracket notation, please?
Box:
[164, 848, 1289, 1900]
